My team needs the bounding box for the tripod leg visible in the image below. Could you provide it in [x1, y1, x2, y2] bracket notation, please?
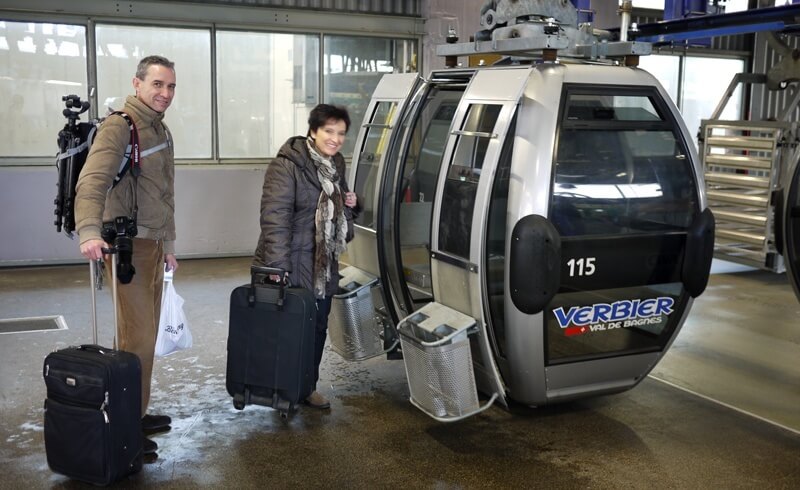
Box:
[63, 135, 80, 236]
[54, 129, 71, 233]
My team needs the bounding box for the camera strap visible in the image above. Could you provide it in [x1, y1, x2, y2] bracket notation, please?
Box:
[107, 112, 170, 224]
[109, 112, 170, 190]
[106, 111, 141, 222]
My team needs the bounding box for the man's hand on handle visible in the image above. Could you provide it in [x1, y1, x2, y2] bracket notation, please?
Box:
[82, 241, 179, 272]
[80, 239, 110, 261]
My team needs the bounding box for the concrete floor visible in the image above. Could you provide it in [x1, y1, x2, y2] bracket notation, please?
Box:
[652, 261, 800, 434]
[1, 257, 799, 488]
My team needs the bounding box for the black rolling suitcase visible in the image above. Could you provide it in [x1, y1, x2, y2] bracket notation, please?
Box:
[43, 256, 143, 485]
[226, 266, 316, 416]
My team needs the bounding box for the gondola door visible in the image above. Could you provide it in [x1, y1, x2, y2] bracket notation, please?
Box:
[376, 70, 475, 326]
[781, 154, 800, 301]
[429, 67, 532, 403]
[348, 73, 419, 278]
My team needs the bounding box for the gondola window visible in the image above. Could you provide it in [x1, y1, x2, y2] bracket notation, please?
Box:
[439, 104, 502, 258]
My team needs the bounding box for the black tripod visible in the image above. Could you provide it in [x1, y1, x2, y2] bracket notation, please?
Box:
[54, 94, 93, 237]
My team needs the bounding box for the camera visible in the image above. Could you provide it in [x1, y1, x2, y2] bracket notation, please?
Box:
[63, 94, 82, 108]
[101, 216, 138, 284]
[62, 94, 90, 120]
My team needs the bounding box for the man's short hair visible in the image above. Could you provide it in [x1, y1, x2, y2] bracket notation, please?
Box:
[136, 55, 175, 80]
[308, 104, 351, 133]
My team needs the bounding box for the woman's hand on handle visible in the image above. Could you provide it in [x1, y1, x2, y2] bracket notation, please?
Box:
[344, 191, 357, 208]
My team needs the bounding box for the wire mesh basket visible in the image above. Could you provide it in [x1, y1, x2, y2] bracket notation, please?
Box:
[328, 266, 388, 361]
[398, 302, 495, 422]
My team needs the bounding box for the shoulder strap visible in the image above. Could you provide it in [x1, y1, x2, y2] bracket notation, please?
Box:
[163, 123, 172, 150]
[109, 111, 140, 189]
[140, 123, 172, 158]
[108, 111, 140, 222]
[55, 125, 97, 162]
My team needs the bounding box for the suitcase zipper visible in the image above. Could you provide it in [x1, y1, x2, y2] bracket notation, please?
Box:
[100, 391, 110, 423]
[46, 365, 106, 390]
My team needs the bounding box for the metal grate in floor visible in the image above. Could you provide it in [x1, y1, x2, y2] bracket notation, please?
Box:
[0, 315, 68, 334]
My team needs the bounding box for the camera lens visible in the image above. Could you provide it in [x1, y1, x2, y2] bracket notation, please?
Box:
[115, 236, 136, 284]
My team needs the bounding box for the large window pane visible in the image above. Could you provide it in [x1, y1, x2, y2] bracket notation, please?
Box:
[726, 0, 749, 12]
[324, 35, 417, 156]
[638, 54, 680, 105]
[217, 31, 319, 158]
[619, 0, 663, 8]
[0, 21, 87, 157]
[682, 56, 744, 144]
[617, 0, 748, 11]
[96, 25, 212, 158]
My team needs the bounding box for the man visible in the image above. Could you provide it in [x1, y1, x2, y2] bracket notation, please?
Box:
[75, 55, 178, 458]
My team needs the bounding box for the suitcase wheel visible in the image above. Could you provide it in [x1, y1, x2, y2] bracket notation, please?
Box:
[275, 397, 292, 417]
[233, 393, 246, 410]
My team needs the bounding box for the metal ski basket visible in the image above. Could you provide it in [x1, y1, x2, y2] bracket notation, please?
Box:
[397, 302, 497, 422]
[328, 266, 393, 361]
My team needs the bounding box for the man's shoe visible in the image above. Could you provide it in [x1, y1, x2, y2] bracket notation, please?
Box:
[142, 414, 171, 434]
[304, 391, 330, 409]
[142, 436, 158, 455]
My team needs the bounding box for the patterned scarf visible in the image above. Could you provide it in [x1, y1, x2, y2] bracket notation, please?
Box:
[307, 138, 348, 298]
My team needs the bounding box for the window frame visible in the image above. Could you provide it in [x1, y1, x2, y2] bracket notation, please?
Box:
[0, 10, 421, 165]
[437, 102, 503, 259]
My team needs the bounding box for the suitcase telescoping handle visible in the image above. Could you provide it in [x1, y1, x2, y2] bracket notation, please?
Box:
[249, 265, 286, 308]
[88, 249, 121, 347]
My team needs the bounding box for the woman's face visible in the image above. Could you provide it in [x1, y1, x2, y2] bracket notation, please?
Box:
[310, 118, 347, 158]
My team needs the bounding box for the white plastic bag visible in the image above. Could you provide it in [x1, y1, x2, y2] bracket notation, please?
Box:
[155, 271, 192, 357]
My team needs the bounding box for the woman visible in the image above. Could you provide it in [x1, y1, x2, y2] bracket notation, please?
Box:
[253, 103, 359, 409]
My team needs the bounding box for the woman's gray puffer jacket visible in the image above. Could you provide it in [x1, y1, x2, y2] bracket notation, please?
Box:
[253, 136, 358, 297]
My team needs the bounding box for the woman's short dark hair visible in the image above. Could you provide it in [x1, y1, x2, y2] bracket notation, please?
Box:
[308, 104, 351, 133]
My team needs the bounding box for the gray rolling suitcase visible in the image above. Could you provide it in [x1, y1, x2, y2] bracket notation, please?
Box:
[43, 257, 143, 485]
